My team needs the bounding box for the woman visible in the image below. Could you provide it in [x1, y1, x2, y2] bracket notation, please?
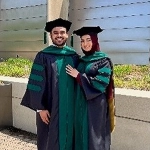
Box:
[66, 26, 115, 150]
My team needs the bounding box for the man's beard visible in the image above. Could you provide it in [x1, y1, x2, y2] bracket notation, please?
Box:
[52, 39, 67, 47]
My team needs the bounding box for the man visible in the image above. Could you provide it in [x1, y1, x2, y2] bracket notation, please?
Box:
[21, 18, 79, 150]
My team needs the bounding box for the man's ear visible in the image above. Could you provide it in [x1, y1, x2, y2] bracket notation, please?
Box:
[66, 33, 69, 38]
[49, 32, 52, 38]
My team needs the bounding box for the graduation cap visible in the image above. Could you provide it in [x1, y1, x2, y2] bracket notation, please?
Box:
[45, 18, 72, 32]
[44, 18, 72, 44]
[73, 26, 103, 36]
[70, 26, 103, 47]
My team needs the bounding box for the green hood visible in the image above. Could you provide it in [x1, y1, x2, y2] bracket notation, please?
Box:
[42, 45, 76, 55]
[81, 51, 107, 62]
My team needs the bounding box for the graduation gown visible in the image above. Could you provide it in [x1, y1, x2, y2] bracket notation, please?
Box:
[75, 52, 113, 150]
[21, 45, 79, 150]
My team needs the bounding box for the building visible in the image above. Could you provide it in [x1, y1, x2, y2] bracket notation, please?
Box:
[0, 0, 150, 64]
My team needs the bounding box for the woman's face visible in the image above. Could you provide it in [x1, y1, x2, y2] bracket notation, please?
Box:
[81, 35, 93, 51]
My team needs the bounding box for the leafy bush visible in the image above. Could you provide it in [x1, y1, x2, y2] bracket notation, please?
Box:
[0, 58, 32, 78]
[114, 64, 150, 91]
[0, 58, 149, 91]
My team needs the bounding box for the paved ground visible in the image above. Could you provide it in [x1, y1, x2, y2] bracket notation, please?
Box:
[0, 127, 37, 150]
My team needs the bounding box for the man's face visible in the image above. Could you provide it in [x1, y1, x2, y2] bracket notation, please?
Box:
[50, 27, 68, 47]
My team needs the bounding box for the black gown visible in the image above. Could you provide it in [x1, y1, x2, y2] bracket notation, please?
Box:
[74, 52, 113, 150]
[21, 45, 79, 150]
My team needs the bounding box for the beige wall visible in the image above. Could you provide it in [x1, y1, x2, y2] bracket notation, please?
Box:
[47, 0, 69, 20]
[0, 0, 47, 60]
[69, 0, 150, 65]
[0, 0, 70, 60]
[47, 0, 70, 45]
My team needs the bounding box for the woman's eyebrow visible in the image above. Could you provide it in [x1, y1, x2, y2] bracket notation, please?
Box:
[81, 37, 91, 40]
[86, 38, 91, 40]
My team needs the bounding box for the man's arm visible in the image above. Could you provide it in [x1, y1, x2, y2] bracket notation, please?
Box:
[38, 110, 50, 124]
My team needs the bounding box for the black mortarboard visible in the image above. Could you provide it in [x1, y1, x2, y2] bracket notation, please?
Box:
[73, 26, 103, 36]
[45, 18, 72, 32]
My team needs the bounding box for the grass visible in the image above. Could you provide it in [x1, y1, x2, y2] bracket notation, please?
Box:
[0, 58, 32, 78]
[114, 65, 150, 91]
[0, 58, 149, 91]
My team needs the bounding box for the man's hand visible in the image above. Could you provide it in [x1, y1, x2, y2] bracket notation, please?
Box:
[39, 110, 50, 125]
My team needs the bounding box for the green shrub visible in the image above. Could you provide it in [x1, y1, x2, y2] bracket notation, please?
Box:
[114, 64, 150, 91]
[0, 58, 33, 78]
[0, 58, 149, 91]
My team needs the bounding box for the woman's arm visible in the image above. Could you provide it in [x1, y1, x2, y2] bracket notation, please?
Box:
[66, 58, 112, 100]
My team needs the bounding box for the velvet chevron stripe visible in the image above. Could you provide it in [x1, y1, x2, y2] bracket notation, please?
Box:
[32, 64, 44, 71]
[27, 63, 44, 92]
[92, 80, 106, 92]
[98, 67, 111, 75]
[27, 84, 41, 92]
[29, 74, 43, 82]
[95, 74, 110, 84]
[91, 71, 110, 92]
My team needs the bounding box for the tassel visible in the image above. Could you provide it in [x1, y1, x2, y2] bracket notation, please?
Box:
[70, 34, 73, 47]
[44, 31, 47, 44]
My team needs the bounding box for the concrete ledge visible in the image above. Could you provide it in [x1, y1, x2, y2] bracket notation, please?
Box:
[0, 76, 36, 134]
[0, 81, 12, 127]
[111, 117, 150, 150]
[115, 94, 150, 122]
[114, 88, 150, 122]
[115, 87, 150, 98]
[12, 97, 36, 134]
[0, 76, 150, 149]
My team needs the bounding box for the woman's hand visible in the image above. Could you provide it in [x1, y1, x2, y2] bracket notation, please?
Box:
[66, 64, 79, 78]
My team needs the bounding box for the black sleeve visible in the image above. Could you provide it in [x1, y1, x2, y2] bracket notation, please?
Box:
[79, 58, 112, 100]
[72, 54, 80, 69]
[21, 52, 47, 111]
